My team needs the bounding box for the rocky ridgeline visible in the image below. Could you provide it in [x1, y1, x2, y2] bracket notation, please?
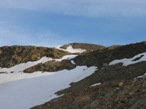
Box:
[74, 41, 146, 68]
[0, 43, 105, 73]
[60, 42, 105, 52]
[0, 46, 69, 68]
[31, 41, 146, 109]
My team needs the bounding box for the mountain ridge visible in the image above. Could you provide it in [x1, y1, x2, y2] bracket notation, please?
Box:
[0, 41, 146, 109]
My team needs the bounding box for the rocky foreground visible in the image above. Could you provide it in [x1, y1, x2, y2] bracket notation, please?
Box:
[31, 41, 146, 109]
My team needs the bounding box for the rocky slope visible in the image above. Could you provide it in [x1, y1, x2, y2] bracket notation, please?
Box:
[0, 42, 146, 109]
[24, 60, 76, 73]
[74, 41, 146, 68]
[31, 41, 146, 109]
[0, 46, 69, 68]
[0, 43, 103, 68]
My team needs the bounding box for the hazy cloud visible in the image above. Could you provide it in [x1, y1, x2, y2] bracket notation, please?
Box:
[0, 0, 146, 17]
[0, 0, 145, 47]
[0, 22, 68, 47]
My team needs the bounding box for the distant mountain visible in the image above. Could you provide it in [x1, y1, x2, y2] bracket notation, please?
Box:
[59, 42, 105, 52]
[0, 41, 146, 109]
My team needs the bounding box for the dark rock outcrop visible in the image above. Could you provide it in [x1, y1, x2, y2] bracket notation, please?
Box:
[74, 41, 146, 68]
[24, 60, 76, 73]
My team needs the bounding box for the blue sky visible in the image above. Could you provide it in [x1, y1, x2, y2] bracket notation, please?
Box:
[0, 0, 146, 47]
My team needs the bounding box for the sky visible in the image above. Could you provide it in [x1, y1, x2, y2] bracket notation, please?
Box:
[0, 0, 146, 47]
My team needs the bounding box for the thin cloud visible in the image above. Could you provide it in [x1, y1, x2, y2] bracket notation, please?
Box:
[0, 23, 68, 47]
[0, 0, 146, 17]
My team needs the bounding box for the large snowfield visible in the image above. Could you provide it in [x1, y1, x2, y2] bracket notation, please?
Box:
[0, 54, 96, 109]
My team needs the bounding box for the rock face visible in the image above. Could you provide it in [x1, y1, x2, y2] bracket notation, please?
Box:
[31, 41, 146, 109]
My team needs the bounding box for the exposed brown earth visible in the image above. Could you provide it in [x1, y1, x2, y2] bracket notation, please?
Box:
[0, 46, 69, 68]
[24, 60, 76, 73]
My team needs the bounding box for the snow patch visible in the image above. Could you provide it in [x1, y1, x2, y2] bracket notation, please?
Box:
[71, 60, 76, 65]
[0, 57, 51, 73]
[137, 72, 146, 78]
[0, 66, 97, 109]
[73, 66, 97, 82]
[55, 55, 77, 62]
[91, 83, 101, 87]
[0, 71, 52, 84]
[56, 45, 86, 53]
[109, 52, 146, 66]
